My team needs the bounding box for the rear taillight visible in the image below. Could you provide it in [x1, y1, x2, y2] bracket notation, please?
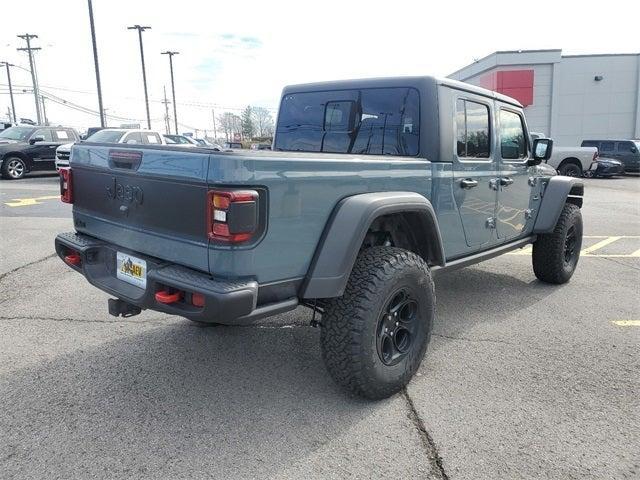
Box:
[593, 151, 599, 161]
[60, 168, 73, 203]
[207, 189, 258, 243]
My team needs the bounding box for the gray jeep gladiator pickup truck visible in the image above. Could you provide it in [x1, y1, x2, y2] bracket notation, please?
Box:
[55, 77, 584, 399]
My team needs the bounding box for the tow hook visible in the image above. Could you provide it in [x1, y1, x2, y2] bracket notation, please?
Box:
[108, 298, 142, 318]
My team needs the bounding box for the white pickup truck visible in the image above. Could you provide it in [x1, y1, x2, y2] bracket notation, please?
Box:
[531, 132, 597, 177]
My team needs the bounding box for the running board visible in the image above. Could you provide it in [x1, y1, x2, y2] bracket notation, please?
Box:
[432, 236, 535, 276]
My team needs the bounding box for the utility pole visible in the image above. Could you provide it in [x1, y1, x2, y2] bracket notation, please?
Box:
[0, 62, 17, 123]
[161, 85, 170, 134]
[161, 51, 179, 134]
[16, 33, 42, 125]
[212, 108, 217, 141]
[87, 0, 105, 127]
[41, 95, 48, 125]
[127, 25, 152, 129]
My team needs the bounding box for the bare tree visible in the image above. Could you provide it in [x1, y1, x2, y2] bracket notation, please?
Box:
[251, 107, 274, 137]
[217, 112, 238, 141]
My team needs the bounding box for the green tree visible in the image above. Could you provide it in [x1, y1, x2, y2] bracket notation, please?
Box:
[241, 106, 254, 139]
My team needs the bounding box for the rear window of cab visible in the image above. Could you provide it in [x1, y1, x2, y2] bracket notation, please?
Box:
[275, 87, 420, 156]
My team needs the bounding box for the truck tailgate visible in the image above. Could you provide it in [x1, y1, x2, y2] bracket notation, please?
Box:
[70, 144, 211, 272]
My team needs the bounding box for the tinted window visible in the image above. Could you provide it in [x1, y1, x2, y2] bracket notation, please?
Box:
[32, 129, 53, 142]
[617, 142, 633, 152]
[499, 110, 527, 160]
[87, 130, 126, 143]
[456, 99, 490, 158]
[600, 141, 614, 152]
[275, 87, 420, 156]
[123, 132, 143, 144]
[582, 141, 598, 148]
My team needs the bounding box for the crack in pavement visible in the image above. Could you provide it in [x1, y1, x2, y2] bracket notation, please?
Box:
[0, 253, 57, 282]
[402, 388, 449, 480]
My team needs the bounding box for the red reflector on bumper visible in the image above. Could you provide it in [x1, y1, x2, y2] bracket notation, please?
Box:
[64, 253, 81, 266]
[155, 290, 182, 304]
[191, 292, 205, 307]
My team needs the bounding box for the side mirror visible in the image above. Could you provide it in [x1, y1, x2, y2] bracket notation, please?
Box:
[630, 146, 638, 153]
[29, 135, 45, 145]
[529, 138, 553, 166]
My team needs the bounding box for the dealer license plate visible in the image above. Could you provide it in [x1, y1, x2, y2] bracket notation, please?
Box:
[116, 252, 147, 289]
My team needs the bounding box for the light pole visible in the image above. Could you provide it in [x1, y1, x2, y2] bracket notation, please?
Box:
[161, 51, 179, 134]
[87, 0, 105, 127]
[127, 25, 152, 129]
[16, 33, 42, 124]
[0, 62, 17, 123]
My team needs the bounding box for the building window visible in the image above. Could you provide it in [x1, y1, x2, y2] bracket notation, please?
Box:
[456, 99, 490, 158]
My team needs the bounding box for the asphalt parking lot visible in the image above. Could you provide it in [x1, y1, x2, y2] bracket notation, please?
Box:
[1, 173, 639, 479]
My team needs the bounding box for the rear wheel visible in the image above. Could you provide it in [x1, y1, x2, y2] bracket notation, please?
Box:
[558, 162, 582, 177]
[532, 203, 582, 284]
[320, 246, 434, 399]
[1, 157, 27, 179]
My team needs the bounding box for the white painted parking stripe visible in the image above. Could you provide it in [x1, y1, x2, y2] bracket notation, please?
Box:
[580, 236, 622, 255]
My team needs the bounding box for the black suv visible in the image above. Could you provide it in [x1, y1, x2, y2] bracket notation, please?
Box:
[581, 139, 640, 173]
[0, 125, 79, 179]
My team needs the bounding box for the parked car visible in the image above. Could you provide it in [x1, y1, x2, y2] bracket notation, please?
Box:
[581, 139, 640, 173]
[530, 132, 596, 177]
[55, 76, 583, 399]
[251, 143, 272, 150]
[81, 126, 106, 140]
[224, 141, 243, 149]
[55, 129, 166, 170]
[0, 125, 80, 179]
[585, 157, 625, 178]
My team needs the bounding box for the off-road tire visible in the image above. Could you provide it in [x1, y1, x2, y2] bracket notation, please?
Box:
[558, 162, 582, 177]
[320, 246, 435, 400]
[532, 203, 582, 284]
[1, 157, 27, 180]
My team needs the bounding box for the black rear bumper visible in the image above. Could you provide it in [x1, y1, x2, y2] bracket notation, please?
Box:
[55, 232, 296, 324]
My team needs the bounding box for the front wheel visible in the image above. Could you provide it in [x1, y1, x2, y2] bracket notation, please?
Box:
[532, 203, 583, 284]
[1, 157, 27, 179]
[320, 247, 435, 399]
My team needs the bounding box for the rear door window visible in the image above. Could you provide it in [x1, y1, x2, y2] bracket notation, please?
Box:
[456, 99, 490, 158]
[600, 141, 614, 152]
[53, 129, 72, 142]
[275, 87, 420, 156]
[123, 132, 143, 144]
[143, 133, 162, 144]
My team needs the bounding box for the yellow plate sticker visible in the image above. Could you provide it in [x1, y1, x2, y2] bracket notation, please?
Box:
[116, 252, 147, 289]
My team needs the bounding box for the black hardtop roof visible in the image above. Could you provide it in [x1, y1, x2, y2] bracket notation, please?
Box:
[281, 76, 523, 108]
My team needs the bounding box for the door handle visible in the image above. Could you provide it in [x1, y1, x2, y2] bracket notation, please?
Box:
[460, 178, 478, 189]
[500, 177, 514, 186]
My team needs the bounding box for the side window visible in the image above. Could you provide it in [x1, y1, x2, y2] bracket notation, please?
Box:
[31, 129, 53, 142]
[123, 132, 143, 144]
[456, 99, 490, 158]
[582, 141, 598, 148]
[143, 133, 161, 144]
[617, 142, 632, 153]
[499, 110, 527, 160]
[600, 141, 614, 152]
[53, 130, 71, 142]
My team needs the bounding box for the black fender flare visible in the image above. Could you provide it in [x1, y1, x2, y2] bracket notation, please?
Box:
[533, 176, 584, 233]
[301, 192, 445, 299]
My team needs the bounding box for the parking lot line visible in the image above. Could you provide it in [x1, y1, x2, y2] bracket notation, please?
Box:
[611, 320, 640, 327]
[581, 236, 622, 255]
[4, 195, 60, 207]
[508, 236, 640, 258]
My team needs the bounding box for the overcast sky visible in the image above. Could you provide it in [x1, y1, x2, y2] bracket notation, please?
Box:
[1, 0, 638, 134]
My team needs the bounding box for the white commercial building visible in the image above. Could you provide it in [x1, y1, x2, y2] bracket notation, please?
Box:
[449, 49, 640, 146]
